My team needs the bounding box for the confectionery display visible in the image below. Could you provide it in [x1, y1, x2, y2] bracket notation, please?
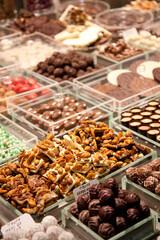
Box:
[0, 121, 151, 215]
[99, 39, 143, 61]
[23, 96, 107, 134]
[69, 178, 151, 239]
[2, 215, 74, 240]
[128, 30, 160, 50]
[121, 99, 160, 141]
[125, 158, 160, 195]
[55, 5, 111, 49]
[0, 125, 26, 161]
[1, 0, 160, 238]
[0, 75, 47, 112]
[126, 0, 159, 11]
[8, 12, 66, 36]
[93, 56, 160, 101]
[34, 50, 102, 82]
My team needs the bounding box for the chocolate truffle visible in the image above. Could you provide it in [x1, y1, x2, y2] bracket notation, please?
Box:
[137, 165, 152, 180]
[151, 171, 160, 180]
[149, 159, 160, 171]
[77, 194, 90, 211]
[115, 198, 127, 216]
[127, 208, 140, 226]
[98, 223, 115, 240]
[116, 216, 127, 232]
[78, 210, 90, 225]
[144, 176, 159, 192]
[99, 206, 116, 223]
[99, 188, 115, 206]
[125, 193, 140, 208]
[139, 202, 150, 219]
[89, 184, 103, 200]
[117, 189, 128, 199]
[88, 199, 101, 216]
[155, 183, 160, 195]
[103, 178, 118, 195]
[125, 167, 138, 182]
[69, 203, 79, 218]
[88, 215, 100, 233]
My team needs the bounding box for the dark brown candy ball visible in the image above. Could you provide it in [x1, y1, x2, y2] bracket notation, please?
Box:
[139, 202, 150, 219]
[115, 198, 127, 215]
[79, 60, 87, 69]
[125, 193, 140, 208]
[88, 199, 101, 216]
[69, 203, 79, 218]
[54, 58, 64, 68]
[77, 194, 90, 211]
[116, 216, 127, 232]
[88, 215, 100, 233]
[63, 57, 71, 65]
[98, 223, 115, 240]
[68, 68, 77, 77]
[125, 167, 138, 182]
[127, 208, 140, 226]
[103, 178, 118, 195]
[99, 206, 116, 223]
[78, 210, 90, 225]
[89, 184, 102, 199]
[86, 56, 94, 66]
[99, 188, 115, 206]
[117, 189, 128, 199]
[54, 68, 64, 77]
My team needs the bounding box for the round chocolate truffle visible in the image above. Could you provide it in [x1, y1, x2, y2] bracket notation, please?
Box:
[127, 208, 140, 226]
[98, 223, 115, 240]
[88, 199, 101, 216]
[88, 215, 100, 233]
[151, 171, 160, 180]
[89, 184, 102, 200]
[144, 176, 159, 192]
[125, 167, 138, 182]
[149, 159, 160, 171]
[69, 204, 79, 218]
[125, 193, 140, 208]
[115, 198, 127, 216]
[116, 216, 127, 232]
[139, 202, 150, 219]
[77, 194, 90, 211]
[103, 178, 118, 195]
[117, 189, 128, 199]
[137, 165, 152, 180]
[155, 183, 160, 195]
[78, 210, 90, 225]
[99, 188, 115, 206]
[99, 206, 116, 223]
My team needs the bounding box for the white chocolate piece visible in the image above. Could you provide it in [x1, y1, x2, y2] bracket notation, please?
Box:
[58, 232, 74, 240]
[32, 232, 47, 240]
[41, 215, 57, 230]
[136, 61, 160, 79]
[107, 69, 131, 86]
[46, 226, 62, 240]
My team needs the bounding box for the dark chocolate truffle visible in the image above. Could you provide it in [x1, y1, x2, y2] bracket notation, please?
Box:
[115, 198, 127, 215]
[77, 194, 90, 211]
[125, 193, 140, 208]
[116, 216, 127, 232]
[88, 199, 101, 216]
[127, 208, 140, 226]
[78, 210, 90, 225]
[103, 178, 118, 195]
[117, 189, 128, 199]
[99, 206, 116, 223]
[98, 223, 115, 240]
[88, 215, 100, 233]
[89, 184, 102, 199]
[139, 202, 150, 219]
[125, 167, 138, 182]
[69, 203, 79, 218]
[99, 188, 115, 206]
[155, 183, 160, 195]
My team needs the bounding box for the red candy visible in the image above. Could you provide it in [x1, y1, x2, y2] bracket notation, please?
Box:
[26, 78, 37, 86]
[40, 89, 51, 95]
[27, 93, 38, 100]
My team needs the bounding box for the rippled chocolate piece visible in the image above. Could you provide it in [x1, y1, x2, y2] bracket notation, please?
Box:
[88, 199, 101, 216]
[137, 165, 152, 180]
[125, 193, 140, 208]
[127, 208, 140, 226]
[98, 223, 115, 240]
[125, 167, 138, 182]
[139, 202, 150, 219]
[89, 184, 102, 200]
[99, 206, 116, 223]
[77, 194, 90, 211]
[78, 210, 90, 225]
[99, 188, 115, 206]
[69, 203, 79, 218]
[117, 189, 128, 199]
[144, 176, 159, 192]
[103, 178, 118, 195]
[116, 216, 127, 232]
[115, 198, 127, 216]
[88, 215, 100, 233]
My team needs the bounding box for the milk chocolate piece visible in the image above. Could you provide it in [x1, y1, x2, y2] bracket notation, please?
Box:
[121, 112, 132, 118]
[130, 108, 141, 114]
[88, 199, 101, 216]
[99, 206, 116, 223]
[115, 198, 127, 216]
[155, 109, 160, 115]
[121, 117, 131, 127]
[125, 193, 140, 208]
[98, 223, 115, 240]
[103, 178, 118, 195]
[125, 167, 138, 182]
[137, 165, 152, 180]
[148, 101, 159, 108]
[149, 159, 160, 171]
[116, 216, 127, 232]
[127, 208, 140, 226]
[140, 111, 152, 118]
[147, 129, 159, 140]
[145, 106, 156, 112]
[99, 188, 115, 206]
[150, 114, 160, 122]
[69, 203, 79, 218]
[88, 215, 100, 233]
[77, 194, 90, 211]
[149, 122, 160, 129]
[129, 121, 141, 131]
[78, 210, 90, 225]
[140, 118, 152, 126]
[139, 202, 150, 219]
[155, 183, 160, 195]
[89, 184, 102, 200]
[132, 115, 143, 121]
[117, 189, 128, 199]
[138, 125, 150, 136]
[144, 176, 158, 192]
